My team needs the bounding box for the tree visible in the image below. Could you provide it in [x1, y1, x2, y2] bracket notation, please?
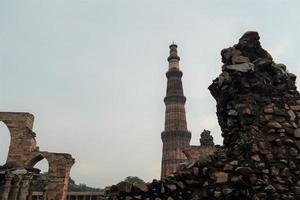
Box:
[68, 177, 102, 192]
[124, 176, 145, 184]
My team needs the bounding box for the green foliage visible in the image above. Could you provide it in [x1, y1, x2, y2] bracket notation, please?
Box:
[68, 177, 102, 192]
[32, 173, 102, 192]
[217, 147, 228, 158]
[255, 178, 265, 186]
[32, 172, 48, 191]
[236, 132, 250, 153]
[123, 176, 145, 184]
[272, 62, 287, 74]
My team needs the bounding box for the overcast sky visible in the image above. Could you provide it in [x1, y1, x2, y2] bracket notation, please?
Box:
[0, 0, 299, 188]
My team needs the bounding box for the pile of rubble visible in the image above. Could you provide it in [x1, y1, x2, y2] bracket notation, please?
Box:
[106, 32, 300, 200]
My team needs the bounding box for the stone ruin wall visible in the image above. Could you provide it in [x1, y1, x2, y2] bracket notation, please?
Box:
[0, 112, 75, 200]
[105, 32, 300, 200]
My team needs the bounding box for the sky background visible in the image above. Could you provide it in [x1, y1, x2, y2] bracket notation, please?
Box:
[0, 0, 299, 188]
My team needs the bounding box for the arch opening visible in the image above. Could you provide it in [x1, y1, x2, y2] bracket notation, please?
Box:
[0, 122, 10, 166]
[31, 155, 50, 192]
[33, 157, 49, 174]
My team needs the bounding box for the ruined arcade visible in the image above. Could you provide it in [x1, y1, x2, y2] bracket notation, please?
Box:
[0, 112, 75, 200]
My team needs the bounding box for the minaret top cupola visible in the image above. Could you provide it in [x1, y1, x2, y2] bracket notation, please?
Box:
[168, 43, 180, 70]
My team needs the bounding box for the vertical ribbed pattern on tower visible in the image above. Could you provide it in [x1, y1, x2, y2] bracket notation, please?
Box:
[161, 44, 191, 178]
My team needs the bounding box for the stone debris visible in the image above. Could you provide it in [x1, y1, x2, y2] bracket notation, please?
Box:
[105, 32, 300, 200]
[11, 168, 27, 175]
[223, 63, 255, 72]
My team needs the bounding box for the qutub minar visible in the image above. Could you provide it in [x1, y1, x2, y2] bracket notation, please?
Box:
[161, 44, 191, 178]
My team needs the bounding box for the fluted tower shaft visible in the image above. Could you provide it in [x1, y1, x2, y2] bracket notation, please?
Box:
[161, 44, 191, 178]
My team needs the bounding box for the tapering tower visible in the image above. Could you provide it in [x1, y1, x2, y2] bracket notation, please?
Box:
[161, 44, 191, 178]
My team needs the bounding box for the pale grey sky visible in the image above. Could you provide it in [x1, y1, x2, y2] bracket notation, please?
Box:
[0, 0, 299, 188]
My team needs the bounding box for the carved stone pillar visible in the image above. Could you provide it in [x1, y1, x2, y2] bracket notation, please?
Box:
[43, 153, 74, 200]
[10, 175, 23, 200]
[19, 174, 33, 200]
[1, 174, 14, 200]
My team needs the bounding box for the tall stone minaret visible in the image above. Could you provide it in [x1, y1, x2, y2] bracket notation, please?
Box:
[161, 44, 191, 178]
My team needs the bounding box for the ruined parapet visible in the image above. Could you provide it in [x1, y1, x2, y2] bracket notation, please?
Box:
[209, 31, 299, 161]
[183, 130, 216, 163]
[0, 112, 75, 200]
[207, 31, 300, 198]
[106, 32, 300, 199]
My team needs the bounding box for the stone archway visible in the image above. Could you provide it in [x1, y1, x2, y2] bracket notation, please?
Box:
[0, 122, 10, 165]
[27, 152, 75, 200]
[27, 154, 47, 169]
[28, 154, 50, 193]
[0, 112, 75, 200]
[0, 112, 37, 168]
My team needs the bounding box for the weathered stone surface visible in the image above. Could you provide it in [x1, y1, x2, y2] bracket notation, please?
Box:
[288, 110, 296, 121]
[232, 55, 250, 64]
[295, 128, 300, 138]
[12, 169, 27, 175]
[213, 172, 228, 183]
[134, 182, 148, 192]
[267, 121, 282, 128]
[118, 182, 133, 193]
[223, 63, 255, 72]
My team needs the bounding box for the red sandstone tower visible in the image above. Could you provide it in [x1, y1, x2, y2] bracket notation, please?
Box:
[161, 44, 191, 178]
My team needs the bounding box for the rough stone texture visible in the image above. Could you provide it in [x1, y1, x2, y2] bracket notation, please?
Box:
[0, 112, 75, 200]
[183, 130, 216, 163]
[161, 44, 191, 178]
[106, 32, 300, 200]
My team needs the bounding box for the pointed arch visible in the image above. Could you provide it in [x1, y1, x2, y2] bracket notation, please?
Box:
[27, 154, 50, 173]
[27, 154, 45, 168]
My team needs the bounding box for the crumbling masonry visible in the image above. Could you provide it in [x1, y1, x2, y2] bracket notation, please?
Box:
[0, 112, 75, 200]
[106, 32, 300, 199]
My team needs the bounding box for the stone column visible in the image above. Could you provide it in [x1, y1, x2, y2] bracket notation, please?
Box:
[10, 175, 23, 200]
[19, 174, 33, 200]
[1, 174, 14, 200]
[43, 153, 74, 200]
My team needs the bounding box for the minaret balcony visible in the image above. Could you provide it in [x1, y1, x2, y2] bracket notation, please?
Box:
[164, 95, 186, 104]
